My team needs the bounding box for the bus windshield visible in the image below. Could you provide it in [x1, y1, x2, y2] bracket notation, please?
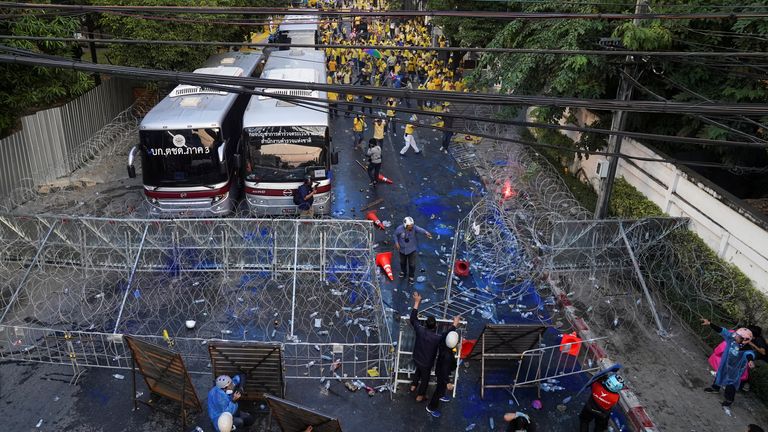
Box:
[244, 126, 327, 182]
[140, 128, 226, 187]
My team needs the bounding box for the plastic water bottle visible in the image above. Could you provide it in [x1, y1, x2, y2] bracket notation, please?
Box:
[540, 383, 552, 392]
[465, 424, 476, 431]
[489, 417, 495, 430]
[194, 427, 204, 432]
[112, 374, 125, 380]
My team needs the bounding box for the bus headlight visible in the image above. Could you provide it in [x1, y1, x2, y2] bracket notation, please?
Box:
[212, 192, 229, 203]
[151, 198, 158, 204]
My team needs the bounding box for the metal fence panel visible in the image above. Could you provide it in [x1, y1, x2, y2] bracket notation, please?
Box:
[0, 79, 135, 201]
[0, 216, 395, 381]
[0, 132, 33, 199]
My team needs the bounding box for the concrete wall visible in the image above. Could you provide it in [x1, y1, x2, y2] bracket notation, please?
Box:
[539, 108, 768, 293]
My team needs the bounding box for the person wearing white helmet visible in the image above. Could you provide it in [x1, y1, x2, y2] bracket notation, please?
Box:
[425, 316, 461, 417]
[207, 374, 254, 432]
[701, 318, 757, 407]
[504, 412, 536, 431]
[393, 216, 432, 283]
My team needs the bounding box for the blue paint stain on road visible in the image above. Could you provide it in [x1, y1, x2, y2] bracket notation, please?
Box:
[412, 194, 439, 205]
[448, 188, 474, 198]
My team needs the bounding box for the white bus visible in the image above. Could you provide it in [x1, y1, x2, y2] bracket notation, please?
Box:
[275, 13, 320, 49]
[128, 52, 264, 217]
[242, 49, 337, 216]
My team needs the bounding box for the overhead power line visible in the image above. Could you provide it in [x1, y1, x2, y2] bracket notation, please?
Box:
[1, 45, 766, 152]
[4, 34, 768, 59]
[1, 49, 766, 117]
[0, 46, 763, 173]
[158, 79, 768, 174]
[4, 2, 768, 20]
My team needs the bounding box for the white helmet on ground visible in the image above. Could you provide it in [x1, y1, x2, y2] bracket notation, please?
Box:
[217, 411, 234, 432]
[403, 216, 414, 227]
[445, 331, 459, 349]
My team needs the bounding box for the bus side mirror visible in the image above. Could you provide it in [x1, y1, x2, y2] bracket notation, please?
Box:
[331, 151, 339, 165]
[127, 145, 137, 178]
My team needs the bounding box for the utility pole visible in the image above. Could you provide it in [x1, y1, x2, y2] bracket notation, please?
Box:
[594, 0, 648, 218]
[84, 13, 101, 86]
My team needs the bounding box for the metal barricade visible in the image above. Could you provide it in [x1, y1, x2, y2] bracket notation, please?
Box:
[393, 315, 466, 397]
[510, 336, 607, 403]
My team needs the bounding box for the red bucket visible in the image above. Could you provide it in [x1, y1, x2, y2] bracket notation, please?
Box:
[454, 260, 470, 277]
[460, 339, 477, 359]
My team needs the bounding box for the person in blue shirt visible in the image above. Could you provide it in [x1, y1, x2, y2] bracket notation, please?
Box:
[207, 375, 254, 431]
[393, 216, 432, 283]
[701, 318, 756, 406]
[296, 176, 317, 218]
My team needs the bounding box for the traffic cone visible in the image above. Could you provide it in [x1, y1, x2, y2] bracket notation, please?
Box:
[366, 211, 386, 230]
[376, 252, 394, 281]
[377, 173, 393, 184]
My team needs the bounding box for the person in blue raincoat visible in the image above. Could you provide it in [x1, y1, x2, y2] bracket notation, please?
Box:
[701, 318, 756, 406]
[208, 375, 254, 431]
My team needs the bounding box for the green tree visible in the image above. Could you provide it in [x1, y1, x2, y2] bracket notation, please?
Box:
[0, 8, 94, 136]
[426, 0, 508, 48]
[464, 0, 767, 182]
[93, 0, 281, 71]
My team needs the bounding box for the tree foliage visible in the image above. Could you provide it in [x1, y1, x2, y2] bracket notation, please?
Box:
[0, 9, 94, 136]
[461, 0, 767, 196]
[93, 0, 280, 71]
[426, 0, 508, 48]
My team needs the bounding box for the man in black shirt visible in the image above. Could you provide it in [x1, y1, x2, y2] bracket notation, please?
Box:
[409, 292, 459, 402]
[426, 325, 460, 417]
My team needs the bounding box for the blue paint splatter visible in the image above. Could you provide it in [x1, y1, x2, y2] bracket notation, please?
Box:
[431, 223, 454, 236]
[413, 194, 439, 205]
[448, 189, 474, 198]
[418, 203, 452, 216]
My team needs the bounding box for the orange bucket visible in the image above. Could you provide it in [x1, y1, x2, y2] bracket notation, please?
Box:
[560, 332, 582, 357]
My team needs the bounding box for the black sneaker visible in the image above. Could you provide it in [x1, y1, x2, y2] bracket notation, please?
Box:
[398, 272, 405, 278]
[721, 400, 733, 407]
[408, 277, 415, 284]
[704, 387, 718, 393]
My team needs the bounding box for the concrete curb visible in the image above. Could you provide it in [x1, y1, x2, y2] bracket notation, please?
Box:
[548, 275, 660, 432]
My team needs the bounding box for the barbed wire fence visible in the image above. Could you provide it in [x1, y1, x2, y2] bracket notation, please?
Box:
[0, 215, 394, 381]
[434, 102, 749, 351]
[0, 98, 152, 217]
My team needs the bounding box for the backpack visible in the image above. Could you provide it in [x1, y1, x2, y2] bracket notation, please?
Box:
[292, 187, 302, 205]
